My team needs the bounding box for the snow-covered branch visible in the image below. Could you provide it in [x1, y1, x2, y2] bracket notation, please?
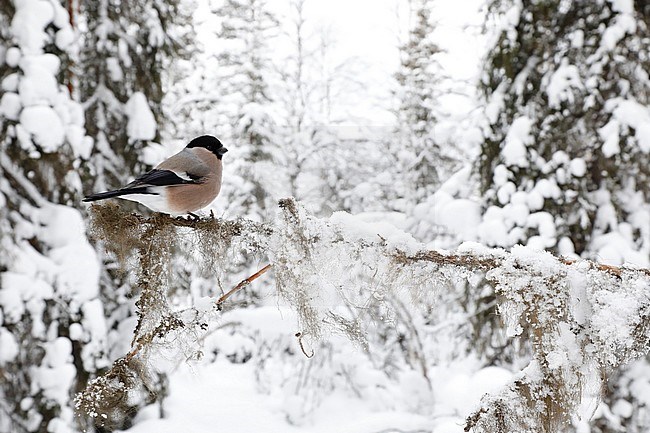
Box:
[76, 200, 650, 431]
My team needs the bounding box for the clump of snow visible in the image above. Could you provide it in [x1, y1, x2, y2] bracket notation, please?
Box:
[601, 13, 636, 51]
[2, 73, 19, 92]
[532, 178, 562, 199]
[502, 116, 533, 167]
[599, 118, 620, 157]
[435, 365, 513, 416]
[330, 210, 420, 254]
[126, 92, 157, 141]
[590, 232, 649, 267]
[526, 189, 544, 211]
[492, 164, 510, 186]
[106, 57, 124, 82]
[0, 92, 21, 120]
[455, 241, 506, 258]
[194, 296, 215, 314]
[18, 54, 61, 106]
[432, 198, 482, 241]
[485, 84, 505, 124]
[79, 299, 109, 371]
[146, 8, 165, 47]
[569, 29, 584, 48]
[603, 98, 650, 153]
[477, 206, 512, 247]
[0, 327, 19, 365]
[34, 337, 76, 406]
[11, 0, 55, 54]
[50, 0, 70, 28]
[0, 272, 53, 325]
[55, 27, 74, 50]
[141, 141, 179, 166]
[18, 106, 65, 152]
[118, 38, 132, 68]
[67, 125, 92, 159]
[496, 181, 515, 204]
[558, 237, 577, 257]
[526, 211, 557, 249]
[476, 181, 563, 249]
[546, 59, 583, 108]
[612, 399, 633, 418]
[570, 158, 586, 177]
[609, 0, 634, 13]
[5, 47, 21, 67]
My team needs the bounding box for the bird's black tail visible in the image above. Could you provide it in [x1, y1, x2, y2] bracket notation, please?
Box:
[82, 187, 151, 202]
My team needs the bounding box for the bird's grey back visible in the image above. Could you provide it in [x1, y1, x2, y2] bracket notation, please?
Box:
[156, 148, 212, 177]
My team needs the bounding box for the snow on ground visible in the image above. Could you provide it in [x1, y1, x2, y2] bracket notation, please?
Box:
[122, 305, 513, 433]
[124, 359, 434, 433]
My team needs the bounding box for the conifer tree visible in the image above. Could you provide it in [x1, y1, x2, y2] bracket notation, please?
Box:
[0, 1, 107, 431]
[213, 0, 280, 219]
[79, 0, 192, 191]
[0, 1, 194, 431]
[479, 0, 650, 260]
[393, 0, 445, 208]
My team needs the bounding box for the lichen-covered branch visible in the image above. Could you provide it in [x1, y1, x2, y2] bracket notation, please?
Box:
[76, 204, 273, 427]
[392, 247, 650, 432]
[76, 200, 650, 432]
[271, 200, 650, 433]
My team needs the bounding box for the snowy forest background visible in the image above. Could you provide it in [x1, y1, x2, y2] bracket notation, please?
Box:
[1, 0, 650, 432]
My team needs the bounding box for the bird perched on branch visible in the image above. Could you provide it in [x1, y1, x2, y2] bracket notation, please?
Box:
[83, 135, 228, 216]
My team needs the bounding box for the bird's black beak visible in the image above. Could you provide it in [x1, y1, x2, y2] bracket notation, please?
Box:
[217, 147, 228, 156]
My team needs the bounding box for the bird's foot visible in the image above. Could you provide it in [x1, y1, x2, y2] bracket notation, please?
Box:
[175, 213, 201, 222]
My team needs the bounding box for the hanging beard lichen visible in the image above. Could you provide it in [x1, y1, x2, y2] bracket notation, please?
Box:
[76, 204, 271, 429]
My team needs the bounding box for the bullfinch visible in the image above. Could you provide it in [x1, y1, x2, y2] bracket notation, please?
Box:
[83, 135, 228, 216]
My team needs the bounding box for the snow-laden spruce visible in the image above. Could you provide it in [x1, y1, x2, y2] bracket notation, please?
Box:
[0, 2, 108, 432]
[0, 1, 193, 432]
[478, 0, 650, 265]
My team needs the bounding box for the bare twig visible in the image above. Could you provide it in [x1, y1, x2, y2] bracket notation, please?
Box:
[295, 332, 314, 358]
[122, 264, 273, 364]
[216, 264, 273, 309]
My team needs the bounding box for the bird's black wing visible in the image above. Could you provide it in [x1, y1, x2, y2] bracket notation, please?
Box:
[83, 187, 152, 202]
[126, 169, 201, 188]
[83, 169, 204, 202]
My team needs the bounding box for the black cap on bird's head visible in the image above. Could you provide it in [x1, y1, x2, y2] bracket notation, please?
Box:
[187, 135, 228, 159]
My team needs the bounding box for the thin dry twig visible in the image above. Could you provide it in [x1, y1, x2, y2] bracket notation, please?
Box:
[216, 264, 273, 309]
[121, 264, 273, 363]
[295, 332, 314, 358]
